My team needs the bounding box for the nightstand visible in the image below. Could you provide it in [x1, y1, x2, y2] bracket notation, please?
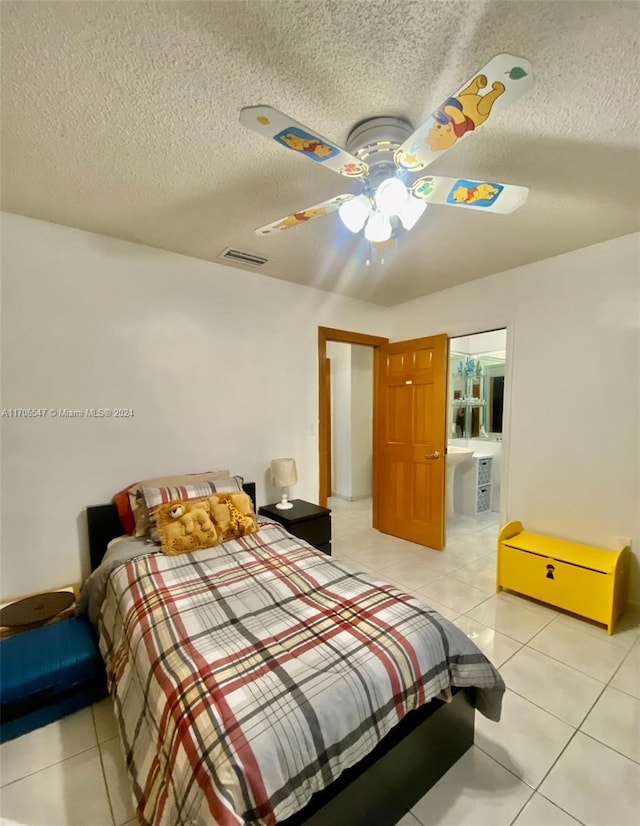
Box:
[259, 500, 332, 555]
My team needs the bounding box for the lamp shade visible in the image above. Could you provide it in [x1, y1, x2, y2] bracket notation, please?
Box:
[270, 458, 297, 488]
[338, 195, 371, 233]
[375, 177, 409, 216]
[364, 211, 392, 242]
[398, 197, 427, 230]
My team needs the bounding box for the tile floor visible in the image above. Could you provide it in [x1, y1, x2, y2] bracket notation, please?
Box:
[0, 499, 638, 826]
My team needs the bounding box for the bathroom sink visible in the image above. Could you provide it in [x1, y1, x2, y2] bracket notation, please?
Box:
[446, 447, 474, 518]
[447, 446, 474, 467]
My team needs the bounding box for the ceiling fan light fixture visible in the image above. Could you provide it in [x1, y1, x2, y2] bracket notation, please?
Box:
[338, 194, 371, 233]
[398, 197, 427, 231]
[364, 210, 392, 243]
[375, 177, 409, 217]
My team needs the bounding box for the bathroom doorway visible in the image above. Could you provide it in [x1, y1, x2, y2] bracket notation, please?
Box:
[326, 341, 375, 503]
[447, 329, 507, 533]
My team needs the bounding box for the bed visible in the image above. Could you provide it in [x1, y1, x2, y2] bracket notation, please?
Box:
[83, 482, 504, 826]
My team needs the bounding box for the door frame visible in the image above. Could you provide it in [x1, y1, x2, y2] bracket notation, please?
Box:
[446, 324, 512, 526]
[318, 327, 389, 512]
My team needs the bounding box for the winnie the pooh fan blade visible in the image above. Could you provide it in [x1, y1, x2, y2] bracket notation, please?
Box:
[240, 106, 369, 179]
[411, 176, 528, 214]
[255, 194, 355, 235]
[395, 54, 534, 172]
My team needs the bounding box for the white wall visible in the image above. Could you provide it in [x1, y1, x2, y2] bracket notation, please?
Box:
[350, 345, 373, 500]
[327, 341, 352, 498]
[0, 214, 390, 599]
[390, 233, 640, 602]
[326, 343, 373, 500]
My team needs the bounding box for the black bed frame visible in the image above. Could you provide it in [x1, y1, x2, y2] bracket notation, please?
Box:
[86, 482, 474, 826]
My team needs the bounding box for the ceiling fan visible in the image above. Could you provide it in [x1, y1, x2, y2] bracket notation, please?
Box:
[240, 54, 534, 262]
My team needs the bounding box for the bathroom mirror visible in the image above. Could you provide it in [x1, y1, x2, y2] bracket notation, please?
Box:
[448, 332, 506, 439]
[483, 363, 505, 434]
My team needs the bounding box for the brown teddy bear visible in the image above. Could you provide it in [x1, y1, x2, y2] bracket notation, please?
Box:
[156, 500, 220, 556]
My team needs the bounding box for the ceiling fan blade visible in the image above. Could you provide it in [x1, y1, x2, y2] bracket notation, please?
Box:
[395, 54, 534, 172]
[255, 194, 355, 235]
[240, 106, 368, 179]
[411, 175, 528, 214]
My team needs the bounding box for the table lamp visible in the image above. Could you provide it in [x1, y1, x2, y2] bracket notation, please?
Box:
[270, 458, 297, 510]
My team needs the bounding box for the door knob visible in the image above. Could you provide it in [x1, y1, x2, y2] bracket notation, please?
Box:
[424, 451, 441, 459]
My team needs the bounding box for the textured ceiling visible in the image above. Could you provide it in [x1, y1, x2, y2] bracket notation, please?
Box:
[2, 0, 639, 306]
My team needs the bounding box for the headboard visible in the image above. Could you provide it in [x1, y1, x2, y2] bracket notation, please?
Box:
[86, 481, 257, 572]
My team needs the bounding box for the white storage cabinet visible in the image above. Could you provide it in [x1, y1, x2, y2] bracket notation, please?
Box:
[455, 456, 493, 516]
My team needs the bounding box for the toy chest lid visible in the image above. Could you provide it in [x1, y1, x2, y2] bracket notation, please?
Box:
[502, 531, 619, 574]
[0, 617, 103, 706]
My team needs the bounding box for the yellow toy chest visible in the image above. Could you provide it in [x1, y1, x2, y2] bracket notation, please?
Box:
[497, 521, 630, 635]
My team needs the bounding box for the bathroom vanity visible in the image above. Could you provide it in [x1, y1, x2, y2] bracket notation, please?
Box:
[454, 453, 494, 516]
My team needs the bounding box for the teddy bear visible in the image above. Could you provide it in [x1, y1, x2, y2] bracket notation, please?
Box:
[156, 500, 219, 556]
[427, 75, 505, 152]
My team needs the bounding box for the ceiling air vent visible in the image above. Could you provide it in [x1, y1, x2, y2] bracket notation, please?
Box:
[219, 248, 269, 268]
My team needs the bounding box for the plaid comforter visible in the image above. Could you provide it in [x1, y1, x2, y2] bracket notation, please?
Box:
[99, 522, 504, 826]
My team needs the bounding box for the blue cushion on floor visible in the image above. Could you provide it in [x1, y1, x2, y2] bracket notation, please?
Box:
[0, 617, 107, 742]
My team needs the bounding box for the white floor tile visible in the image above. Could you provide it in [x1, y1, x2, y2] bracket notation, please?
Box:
[101, 736, 137, 825]
[499, 646, 605, 727]
[0, 746, 112, 825]
[529, 622, 628, 683]
[416, 577, 491, 614]
[610, 644, 640, 699]
[0, 707, 97, 787]
[581, 686, 640, 763]
[465, 594, 554, 643]
[540, 731, 640, 826]
[346, 548, 419, 571]
[475, 689, 574, 788]
[372, 558, 446, 589]
[453, 559, 498, 594]
[410, 594, 461, 622]
[93, 697, 119, 743]
[453, 616, 522, 668]
[495, 590, 559, 621]
[410, 745, 532, 826]
[444, 538, 496, 563]
[512, 792, 582, 825]
[552, 608, 640, 651]
[412, 548, 467, 576]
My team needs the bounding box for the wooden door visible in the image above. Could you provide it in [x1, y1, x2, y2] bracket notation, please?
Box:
[376, 334, 448, 549]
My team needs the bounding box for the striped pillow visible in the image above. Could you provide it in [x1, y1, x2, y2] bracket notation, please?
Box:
[138, 476, 244, 540]
[114, 470, 231, 537]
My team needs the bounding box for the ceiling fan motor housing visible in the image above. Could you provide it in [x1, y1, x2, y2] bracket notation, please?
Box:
[346, 116, 414, 192]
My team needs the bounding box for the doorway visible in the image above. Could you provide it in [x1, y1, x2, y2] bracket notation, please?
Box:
[317, 328, 388, 514]
[318, 328, 449, 550]
[326, 342, 375, 502]
[446, 329, 507, 533]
